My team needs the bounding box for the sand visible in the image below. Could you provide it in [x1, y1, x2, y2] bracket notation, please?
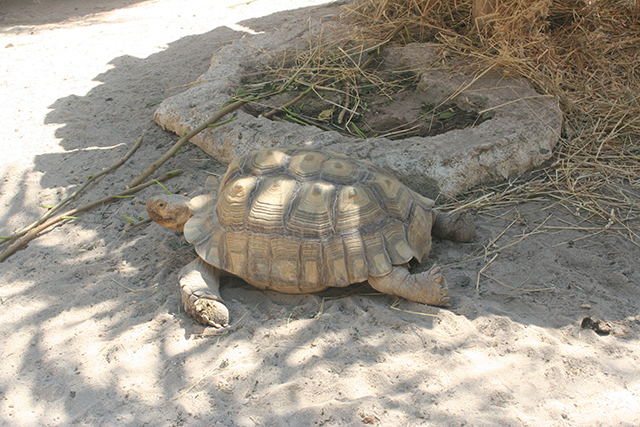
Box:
[1, 1, 639, 426]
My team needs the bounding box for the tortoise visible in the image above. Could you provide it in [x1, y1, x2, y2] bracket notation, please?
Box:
[146, 146, 475, 327]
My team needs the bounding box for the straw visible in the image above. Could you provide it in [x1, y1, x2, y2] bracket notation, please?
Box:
[337, 0, 639, 241]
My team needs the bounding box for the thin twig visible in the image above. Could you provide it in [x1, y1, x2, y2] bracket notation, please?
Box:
[1, 133, 145, 244]
[122, 218, 153, 233]
[127, 100, 246, 188]
[109, 276, 153, 293]
[0, 171, 182, 263]
[481, 272, 555, 293]
[476, 253, 498, 291]
[279, 109, 333, 131]
[389, 299, 440, 317]
[337, 81, 350, 124]
[260, 86, 313, 118]
[171, 359, 229, 401]
[445, 215, 552, 269]
[129, 65, 310, 189]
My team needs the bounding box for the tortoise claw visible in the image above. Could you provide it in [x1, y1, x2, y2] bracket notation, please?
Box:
[187, 296, 229, 328]
[424, 265, 450, 306]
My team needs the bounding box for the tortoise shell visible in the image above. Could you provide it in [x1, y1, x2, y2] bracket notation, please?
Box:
[183, 147, 436, 293]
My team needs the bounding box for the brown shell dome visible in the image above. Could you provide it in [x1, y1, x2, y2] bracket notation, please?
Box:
[183, 147, 435, 293]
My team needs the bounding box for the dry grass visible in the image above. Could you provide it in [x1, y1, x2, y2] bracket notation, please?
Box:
[240, 23, 416, 138]
[239, 0, 640, 241]
[341, 0, 640, 239]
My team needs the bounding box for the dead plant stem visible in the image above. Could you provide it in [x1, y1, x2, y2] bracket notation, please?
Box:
[127, 101, 246, 188]
[0, 171, 182, 263]
[1, 133, 145, 244]
[261, 86, 314, 118]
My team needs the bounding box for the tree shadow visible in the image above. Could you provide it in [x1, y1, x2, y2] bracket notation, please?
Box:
[1, 2, 639, 426]
[0, 0, 150, 28]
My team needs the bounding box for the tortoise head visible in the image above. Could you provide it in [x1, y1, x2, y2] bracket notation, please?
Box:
[146, 194, 193, 232]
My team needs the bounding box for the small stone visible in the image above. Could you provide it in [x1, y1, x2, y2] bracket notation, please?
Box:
[581, 317, 612, 336]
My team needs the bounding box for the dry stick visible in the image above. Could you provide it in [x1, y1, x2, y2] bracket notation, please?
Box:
[439, 63, 496, 111]
[255, 49, 322, 118]
[307, 85, 362, 117]
[127, 100, 246, 189]
[389, 299, 439, 318]
[109, 276, 151, 293]
[259, 66, 335, 120]
[1, 133, 145, 244]
[0, 171, 182, 263]
[279, 111, 333, 132]
[260, 86, 313, 119]
[337, 80, 350, 125]
[484, 213, 520, 255]
[266, 24, 401, 129]
[122, 218, 153, 233]
[379, 125, 422, 139]
[171, 359, 229, 401]
[481, 272, 554, 293]
[359, 25, 405, 70]
[127, 67, 306, 190]
[345, 81, 361, 129]
[476, 253, 498, 291]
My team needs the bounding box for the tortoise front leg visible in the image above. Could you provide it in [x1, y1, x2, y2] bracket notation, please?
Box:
[178, 258, 229, 328]
[368, 265, 450, 306]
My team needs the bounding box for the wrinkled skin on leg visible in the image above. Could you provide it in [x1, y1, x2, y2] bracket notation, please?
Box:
[367, 210, 474, 307]
[432, 210, 476, 243]
[178, 258, 229, 328]
[368, 265, 450, 306]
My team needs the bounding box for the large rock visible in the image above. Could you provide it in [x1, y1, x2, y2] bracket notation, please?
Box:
[154, 3, 562, 198]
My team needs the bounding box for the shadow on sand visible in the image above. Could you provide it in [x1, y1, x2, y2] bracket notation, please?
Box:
[1, 3, 639, 426]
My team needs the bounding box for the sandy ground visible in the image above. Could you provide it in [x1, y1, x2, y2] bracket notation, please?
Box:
[1, 1, 639, 426]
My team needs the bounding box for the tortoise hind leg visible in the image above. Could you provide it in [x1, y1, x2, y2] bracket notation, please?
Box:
[368, 265, 450, 306]
[178, 258, 229, 328]
[432, 210, 476, 243]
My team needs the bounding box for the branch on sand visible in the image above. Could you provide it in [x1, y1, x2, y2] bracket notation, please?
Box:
[0, 171, 182, 263]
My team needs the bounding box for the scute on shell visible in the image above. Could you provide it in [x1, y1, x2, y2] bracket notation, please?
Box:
[183, 147, 436, 291]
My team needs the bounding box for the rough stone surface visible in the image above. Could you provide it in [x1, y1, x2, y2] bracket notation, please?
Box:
[154, 2, 563, 198]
